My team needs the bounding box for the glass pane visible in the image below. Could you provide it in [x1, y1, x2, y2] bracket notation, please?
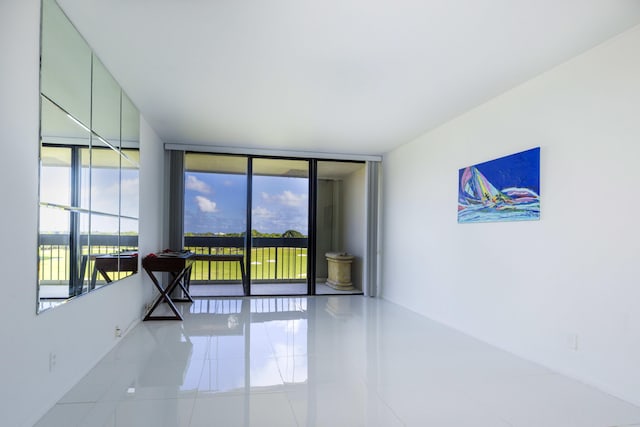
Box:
[315, 161, 365, 295]
[184, 154, 247, 235]
[118, 218, 138, 281]
[121, 148, 140, 165]
[121, 151, 139, 219]
[92, 55, 121, 147]
[121, 94, 140, 150]
[184, 153, 247, 296]
[77, 212, 91, 295]
[38, 206, 72, 309]
[40, 146, 71, 207]
[90, 144, 121, 216]
[251, 158, 309, 295]
[38, 0, 141, 313]
[79, 148, 91, 210]
[120, 218, 138, 252]
[38, 206, 70, 287]
[89, 213, 119, 288]
[40, 0, 91, 127]
[120, 101, 139, 261]
[40, 94, 91, 146]
[40, 95, 91, 209]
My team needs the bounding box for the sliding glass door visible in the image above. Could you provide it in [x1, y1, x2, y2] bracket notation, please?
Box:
[315, 161, 366, 295]
[249, 158, 310, 295]
[183, 154, 248, 297]
[179, 152, 374, 297]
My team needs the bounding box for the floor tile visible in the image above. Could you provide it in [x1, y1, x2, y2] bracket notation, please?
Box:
[375, 381, 511, 427]
[467, 373, 640, 427]
[34, 403, 95, 427]
[35, 295, 640, 427]
[287, 381, 405, 427]
[190, 393, 297, 427]
[197, 357, 247, 395]
[84, 398, 195, 427]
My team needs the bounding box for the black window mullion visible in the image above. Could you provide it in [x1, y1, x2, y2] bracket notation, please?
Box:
[244, 157, 252, 296]
[308, 159, 317, 295]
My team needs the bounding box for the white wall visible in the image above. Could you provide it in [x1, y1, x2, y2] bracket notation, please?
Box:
[0, 2, 164, 425]
[343, 167, 365, 290]
[139, 118, 166, 264]
[382, 25, 640, 405]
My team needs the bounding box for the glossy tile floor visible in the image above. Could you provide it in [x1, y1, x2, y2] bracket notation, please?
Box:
[36, 296, 640, 427]
[189, 282, 363, 297]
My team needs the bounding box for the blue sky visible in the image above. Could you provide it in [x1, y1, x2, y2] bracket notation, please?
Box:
[39, 165, 139, 233]
[40, 165, 308, 235]
[459, 147, 540, 194]
[184, 172, 308, 235]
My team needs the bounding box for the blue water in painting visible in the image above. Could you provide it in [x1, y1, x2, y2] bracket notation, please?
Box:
[457, 201, 540, 224]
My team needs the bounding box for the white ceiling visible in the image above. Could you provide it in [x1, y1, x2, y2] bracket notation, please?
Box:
[57, 0, 640, 156]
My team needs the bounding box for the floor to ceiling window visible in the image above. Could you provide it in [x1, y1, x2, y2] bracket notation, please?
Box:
[183, 153, 248, 296]
[177, 151, 376, 297]
[250, 158, 310, 295]
[315, 161, 366, 295]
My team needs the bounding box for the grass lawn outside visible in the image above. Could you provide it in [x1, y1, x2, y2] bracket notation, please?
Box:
[39, 245, 308, 284]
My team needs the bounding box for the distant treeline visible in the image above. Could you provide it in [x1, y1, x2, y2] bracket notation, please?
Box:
[185, 229, 305, 238]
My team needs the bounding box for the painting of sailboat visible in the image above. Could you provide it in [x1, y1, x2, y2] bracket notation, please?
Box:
[458, 147, 540, 223]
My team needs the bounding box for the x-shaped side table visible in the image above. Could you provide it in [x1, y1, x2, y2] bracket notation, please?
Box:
[143, 253, 194, 321]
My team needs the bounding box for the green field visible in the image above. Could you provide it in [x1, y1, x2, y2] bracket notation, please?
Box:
[187, 247, 307, 281]
[39, 245, 135, 283]
[39, 245, 307, 284]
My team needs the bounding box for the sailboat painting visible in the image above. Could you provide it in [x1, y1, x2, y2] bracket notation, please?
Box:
[458, 147, 540, 224]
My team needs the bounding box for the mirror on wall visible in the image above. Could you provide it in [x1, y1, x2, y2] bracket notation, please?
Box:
[38, 0, 140, 312]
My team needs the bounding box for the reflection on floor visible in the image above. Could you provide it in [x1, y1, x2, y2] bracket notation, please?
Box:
[189, 282, 363, 297]
[36, 296, 640, 427]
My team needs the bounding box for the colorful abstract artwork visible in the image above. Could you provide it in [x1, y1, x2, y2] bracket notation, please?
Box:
[458, 147, 540, 224]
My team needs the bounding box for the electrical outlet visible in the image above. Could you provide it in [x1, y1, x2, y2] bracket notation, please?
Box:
[49, 352, 56, 372]
[115, 326, 122, 338]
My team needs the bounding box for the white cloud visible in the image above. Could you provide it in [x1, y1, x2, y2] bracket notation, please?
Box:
[278, 190, 307, 207]
[121, 177, 139, 195]
[120, 177, 140, 217]
[196, 196, 217, 213]
[39, 205, 69, 233]
[90, 181, 119, 214]
[262, 190, 307, 207]
[186, 175, 211, 194]
[252, 206, 274, 218]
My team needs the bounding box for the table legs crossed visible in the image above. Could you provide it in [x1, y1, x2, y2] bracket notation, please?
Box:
[143, 266, 193, 321]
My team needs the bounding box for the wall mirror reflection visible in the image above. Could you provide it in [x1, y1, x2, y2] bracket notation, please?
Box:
[38, 0, 140, 312]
